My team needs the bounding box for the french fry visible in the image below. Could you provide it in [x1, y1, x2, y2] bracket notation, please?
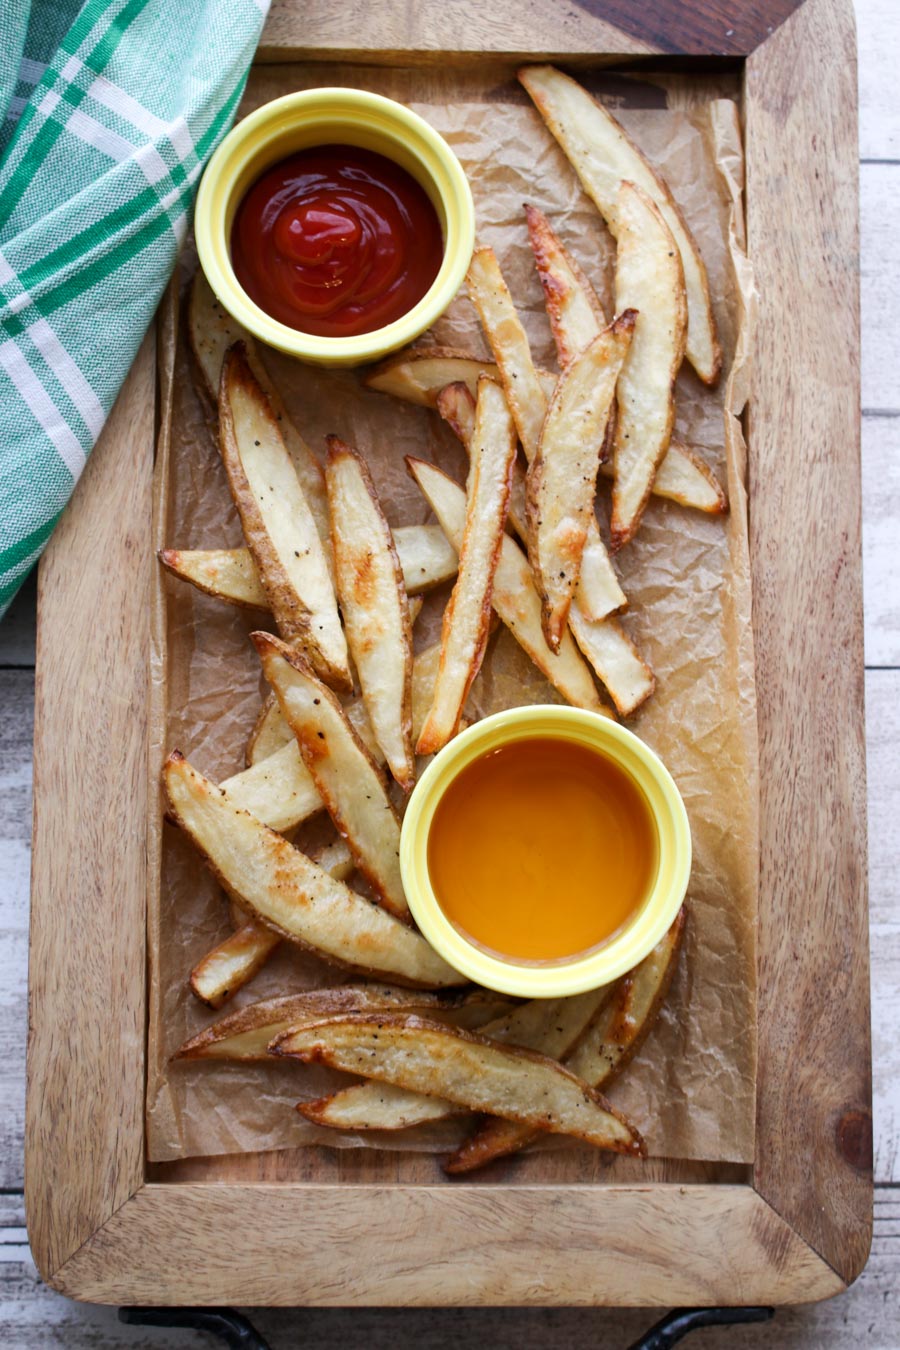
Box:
[436, 382, 530, 543]
[305, 985, 612, 1131]
[189, 841, 355, 1007]
[524, 203, 608, 366]
[159, 526, 458, 616]
[527, 313, 635, 648]
[278, 1013, 644, 1156]
[603, 442, 727, 515]
[163, 753, 462, 987]
[177, 983, 483, 1060]
[253, 633, 407, 918]
[565, 613, 655, 718]
[465, 246, 626, 622]
[326, 439, 414, 788]
[189, 272, 331, 544]
[192, 647, 443, 1005]
[518, 65, 721, 385]
[246, 692, 292, 766]
[417, 377, 517, 754]
[408, 458, 611, 716]
[435, 354, 652, 716]
[219, 345, 351, 690]
[609, 184, 688, 550]
[371, 346, 724, 516]
[445, 908, 685, 1173]
[524, 207, 727, 518]
[159, 547, 268, 610]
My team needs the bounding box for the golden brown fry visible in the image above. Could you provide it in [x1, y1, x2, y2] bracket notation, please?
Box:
[163, 753, 461, 987]
[195, 646, 444, 1004]
[614, 442, 728, 515]
[436, 382, 530, 544]
[219, 345, 350, 689]
[524, 203, 608, 366]
[280, 1013, 644, 1155]
[246, 692, 292, 766]
[308, 985, 612, 1131]
[159, 527, 458, 618]
[527, 314, 635, 648]
[189, 272, 330, 543]
[566, 613, 655, 718]
[446, 908, 685, 1173]
[377, 346, 722, 515]
[189, 841, 355, 1008]
[158, 547, 267, 610]
[417, 378, 517, 754]
[524, 214, 727, 518]
[253, 633, 407, 918]
[465, 246, 626, 622]
[408, 458, 611, 716]
[326, 438, 414, 788]
[609, 184, 688, 550]
[177, 983, 476, 1060]
[518, 65, 721, 385]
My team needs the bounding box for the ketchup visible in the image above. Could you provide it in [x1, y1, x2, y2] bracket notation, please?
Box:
[231, 145, 444, 338]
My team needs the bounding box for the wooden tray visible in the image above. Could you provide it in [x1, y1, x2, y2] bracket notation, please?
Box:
[25, 0, 870, 1307]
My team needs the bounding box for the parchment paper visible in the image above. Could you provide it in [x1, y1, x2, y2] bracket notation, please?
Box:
[147, 66, 758, 1165]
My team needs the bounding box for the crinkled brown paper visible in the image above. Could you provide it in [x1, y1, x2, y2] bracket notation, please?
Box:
[147, 65, 758, 1165]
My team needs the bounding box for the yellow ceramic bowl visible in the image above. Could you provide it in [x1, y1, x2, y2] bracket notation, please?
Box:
[400, 706, 691, 998]
[194, 88, 474, 367]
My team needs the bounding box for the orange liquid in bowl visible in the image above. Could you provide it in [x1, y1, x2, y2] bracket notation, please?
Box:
[426, 736, 658, 963]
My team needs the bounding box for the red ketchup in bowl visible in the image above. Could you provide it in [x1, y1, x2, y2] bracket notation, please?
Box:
[231, 145, 444, 338]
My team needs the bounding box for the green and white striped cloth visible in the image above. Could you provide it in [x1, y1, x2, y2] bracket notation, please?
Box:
[0, 0, 268, 616]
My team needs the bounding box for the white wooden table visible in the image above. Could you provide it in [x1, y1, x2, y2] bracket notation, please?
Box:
[1, 3, 897, 1343]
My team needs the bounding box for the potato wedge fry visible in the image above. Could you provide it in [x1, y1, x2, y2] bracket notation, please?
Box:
[160, 525, 457, 617]
[376, 346, 723, 515]
[609, 184, 688, 550]
[614, 441, 728, 515]
[219, 345, 350, 689]
[189, 273, 330, 542]
[527, 313, 635, 648]
[253, 633, 407, 917]
[193, 645, 443, 1005]
[408, 459, 611, 716]
[524, 210, 728, 519]
[436, 344, 651, 714]
[466, 246, 626, 622]
[189, 841, 355, 1007]
[524, 203, 608, 366]
[566, 613, 655, 717]
[326, 438, 414, 788]
[417, 378, 517, 754]
[436, 382, 530, 544]
[164, 753, 462, 987]
[518, 65, 721, 385]
[446, 908, 685, 1173]
[158, 546, 268, 610]
[279, 1013, 643, 1155]
[177, 983, 486, 1060]
[246, 692, 293, 766]
[189, 921, 280, 1010]
[307, 985, 612, 1131]
[230, 642, 441, 833]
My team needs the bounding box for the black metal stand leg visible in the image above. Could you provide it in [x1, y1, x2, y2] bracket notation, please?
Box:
[118, 1307, 272, 1348]
[627, 1306, 775, 1349]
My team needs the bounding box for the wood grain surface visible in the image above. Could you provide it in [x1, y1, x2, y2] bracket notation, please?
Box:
[4, 0, 897, 1340]
[745, 0, 872, 1283]
[24, 335, 154, 1279]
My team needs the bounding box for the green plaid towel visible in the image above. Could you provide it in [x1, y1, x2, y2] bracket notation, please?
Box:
[0, 0, 268, 616]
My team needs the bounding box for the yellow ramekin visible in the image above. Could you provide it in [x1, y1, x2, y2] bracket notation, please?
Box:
[194, 88, 475, 367]
[400, 706, 692, 998]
